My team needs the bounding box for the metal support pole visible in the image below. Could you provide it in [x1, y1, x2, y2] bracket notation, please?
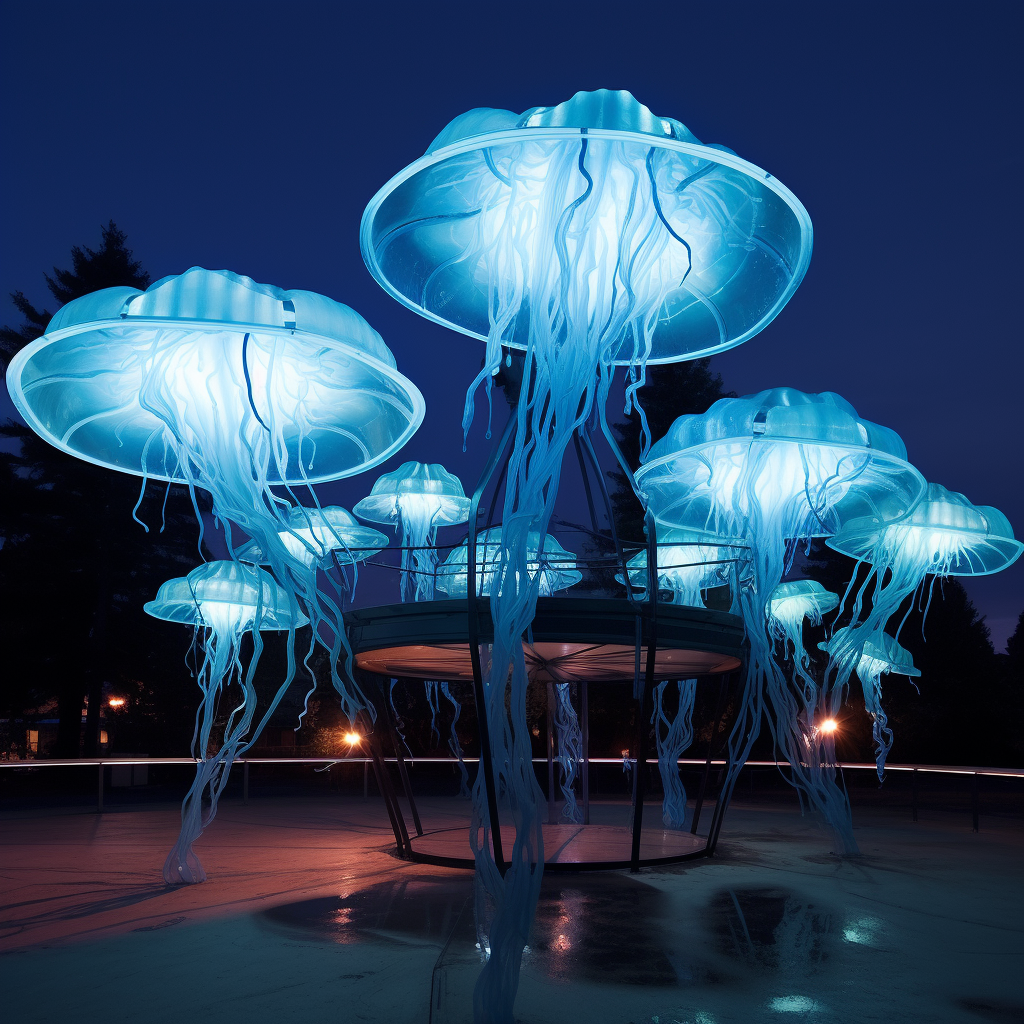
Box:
[581, 680, 590, 825]
[972, 772, 979, 833]
[243, 761, 249, 806]
[97, 762, 104, 813]
[465, 412, 518, 876]
[546, 681, 558, 825]
[630, 512, 659, 873]
[381, 680, 423, 837]
[363, 760, 369, 800]
[912, 768, 918, 822]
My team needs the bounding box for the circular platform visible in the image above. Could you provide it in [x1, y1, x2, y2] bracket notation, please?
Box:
[346, 597, 744, 683]
[404, 822, 708, 871]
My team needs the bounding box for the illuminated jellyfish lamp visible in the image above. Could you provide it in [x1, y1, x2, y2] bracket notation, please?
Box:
[362, 89, 811, 1018]
[635, 389, 926, 855]
[616, 526, 749, 607]
[239, 505, 389, 570]
[435, 527, 582, 598]
[767, 580, 839, 661]
[144, 561, 308, 883]
[825, 484, 1020, 777]
[354, 461, 471, 602]
[819, 628, 920, 780]
[6, 266, 422, 727]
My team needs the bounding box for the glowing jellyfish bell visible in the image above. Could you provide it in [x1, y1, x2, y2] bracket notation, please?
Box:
[145, 561, 308, 884]
[636, 389, 926, 856]
[7, 267, 422, 723]
[617, 526, 748, 606]
[363, 90, 811, 1018]
[240, 505, 388, 570]
[354, 462, 470, 602]
[824, 483, 1020, 778]
[435, 527, 582, 598]
[820, 628, 920, 781]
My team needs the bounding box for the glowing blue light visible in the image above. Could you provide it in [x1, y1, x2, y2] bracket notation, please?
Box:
[145, 561, 306, 883]
[435, 527, 582, 598]
[354, 461, 469, 602]
[653, 678, 698, 828]
[637, 388, 925, 856]
[768, 996, 821, 1013]
[363, 91, 812, 1018]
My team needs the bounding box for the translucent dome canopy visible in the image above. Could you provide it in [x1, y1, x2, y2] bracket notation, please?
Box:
[635, 388, 926, 537]
[436, 527, 582, 597]
[767, 580, 839, 625]
[361, 89, 813, 364]
[238, 506, 389, 568]
[6, 268, 425, 484]
[144, 560, 308, 633]
[827, 482, 1022, 577]
[353, 461, 471, 526]
[820, 628, 920, 679]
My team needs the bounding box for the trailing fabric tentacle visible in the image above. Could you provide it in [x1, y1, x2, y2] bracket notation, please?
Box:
[442, 681, 471, 798]
[652, 679, 698, 828]
[553, 683, 583, 824]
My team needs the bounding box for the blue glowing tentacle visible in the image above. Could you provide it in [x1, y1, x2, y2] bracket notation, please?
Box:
[441, 681, 470, 798]
[653, 678, 698, 828]
[553, 683, 583, 824]
[424, 680, 441, 747]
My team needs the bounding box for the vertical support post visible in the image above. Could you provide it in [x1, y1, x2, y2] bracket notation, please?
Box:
[630, 512, 659, 873]
[581, 680, 590, 825]
[363, 760, 369, 800]
[972, 772, 979, 833]
[243, 761, 249, 806]
[97, 762, 104, 814]
[381, 680, 423, 836]
[546, 681, 558, 825]
[911, 767, 918, 822]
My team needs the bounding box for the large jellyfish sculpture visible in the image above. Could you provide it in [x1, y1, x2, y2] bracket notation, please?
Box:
[144, 561, 308, 882]
[636, 388, 925, 854]
[6, 268, 423, 729]
[363, 88, 812, 1019]
[825, 484, 1021, 776]
[820, 629, 920, 781]
[238, 505, 388, 723]
[354, 461, 471, 602]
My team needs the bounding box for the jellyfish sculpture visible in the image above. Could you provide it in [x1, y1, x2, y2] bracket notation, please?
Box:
[363, 88, 812, 1019]
[636, 388, 925, 854]
[238, 505, 388, 724]
[435, 527, 582, 598]
[652, 678, 698, 828]
[825, 484, 1021, 776]
[354, 461, 471, 602]
[618, 526, 748, 606]
[144, 561, 308, 883]
[767, 580, 840, 701]
[553, 683, 583, 823]
[7, 267, 423, 730]
[820, 629, 920, 781]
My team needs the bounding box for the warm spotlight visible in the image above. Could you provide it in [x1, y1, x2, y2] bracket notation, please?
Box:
[819, 718, 838, 735]
[107, 697, 126, 709]
[344, 731, 362, 746]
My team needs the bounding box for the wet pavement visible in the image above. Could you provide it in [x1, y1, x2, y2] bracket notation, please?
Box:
[1, 796, 1021, 1023]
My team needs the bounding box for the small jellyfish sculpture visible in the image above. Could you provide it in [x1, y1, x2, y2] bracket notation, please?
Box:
[144, 561, 308, 883]
[825, 484, 1021, 776]
[618, 526, 748, 606]
[652, 678, 698, 828]
[435, 527, 582, 598]
[767, 580, 840, 702]
[238, 505, 388, 724]
[7, 268, 423, 731]
[636, 388, 925, 855]
[363, 89, 811, 1019]
[354, 461, 471, 602]
[820, 629, 919, 780]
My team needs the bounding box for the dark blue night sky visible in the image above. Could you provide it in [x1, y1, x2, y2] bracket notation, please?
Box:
[1, 2, 1021, 647]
